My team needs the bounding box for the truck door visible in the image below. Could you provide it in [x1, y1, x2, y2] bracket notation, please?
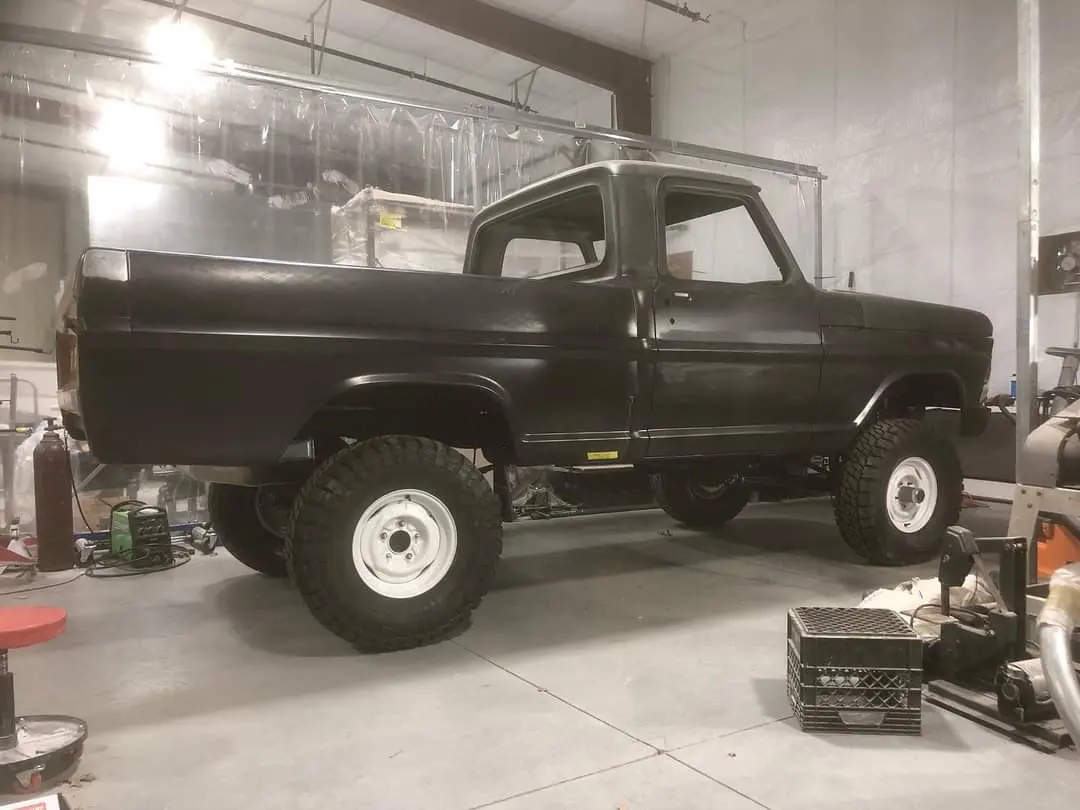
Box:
[646, 182, 823, 459]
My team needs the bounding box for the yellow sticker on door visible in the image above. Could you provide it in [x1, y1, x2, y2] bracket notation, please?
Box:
[586, 450, 619, 461]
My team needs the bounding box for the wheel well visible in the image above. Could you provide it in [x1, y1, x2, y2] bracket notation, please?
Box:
[876, 373, 964, 418]
[300, 383, 516, 461]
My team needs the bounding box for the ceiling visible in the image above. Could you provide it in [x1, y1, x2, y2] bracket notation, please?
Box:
[1, 0, 776, 123]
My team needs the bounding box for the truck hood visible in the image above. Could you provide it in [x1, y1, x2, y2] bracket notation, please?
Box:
[814, 289, 993, 337]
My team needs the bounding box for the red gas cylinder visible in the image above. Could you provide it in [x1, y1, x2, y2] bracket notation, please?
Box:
[33, 418, 75, 572]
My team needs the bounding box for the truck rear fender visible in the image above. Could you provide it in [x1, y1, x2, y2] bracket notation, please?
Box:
[305, 373, 519, 462]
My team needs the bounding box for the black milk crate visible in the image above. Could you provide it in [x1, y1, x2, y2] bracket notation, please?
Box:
[787, 606, 923, 735]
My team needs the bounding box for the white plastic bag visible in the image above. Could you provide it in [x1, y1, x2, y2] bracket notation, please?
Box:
[11, 419, 51, 533]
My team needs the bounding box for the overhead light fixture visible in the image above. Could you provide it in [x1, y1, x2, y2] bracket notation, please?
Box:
[90, 102, 167, 168]
[145, 16, 215, 89]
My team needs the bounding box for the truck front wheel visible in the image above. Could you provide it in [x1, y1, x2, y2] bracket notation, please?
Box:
[651, 470, 751, 528]
[834, 417, 962, 566]
[208, 483, 292, 578]
[288, 436, 503, 652]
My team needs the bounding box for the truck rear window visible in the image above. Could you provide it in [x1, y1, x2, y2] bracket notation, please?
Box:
[478, 186, 609, 281]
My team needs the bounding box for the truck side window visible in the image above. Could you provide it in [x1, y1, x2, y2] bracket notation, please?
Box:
[663, 191, 779, 284]
[493, 186, 609, 281]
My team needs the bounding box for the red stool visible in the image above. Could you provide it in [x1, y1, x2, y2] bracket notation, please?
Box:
[0, 607, 87, 795]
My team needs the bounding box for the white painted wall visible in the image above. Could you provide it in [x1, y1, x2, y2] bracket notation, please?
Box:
[655, 0, 1080, 395]
[0, 360, 59, 425]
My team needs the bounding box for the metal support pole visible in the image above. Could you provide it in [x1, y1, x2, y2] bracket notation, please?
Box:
[1016, 0, 1040, 481]
[813, 178, 824, 288]
[0, 664, 13, 749]
[3, 375, 17, 527]
[470, 123, 482, 211]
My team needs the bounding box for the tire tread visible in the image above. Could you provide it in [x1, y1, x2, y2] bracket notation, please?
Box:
[287, 436, 502, 652]
[651, 472, 751, 528]
[834, 417, 961, 566]
[208, 484, 289, 578]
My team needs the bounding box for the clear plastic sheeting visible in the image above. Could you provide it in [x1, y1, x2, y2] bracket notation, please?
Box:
[332, 188, 473, 272]
[10, 418, 47, 532]
[0, 38, 821, 341]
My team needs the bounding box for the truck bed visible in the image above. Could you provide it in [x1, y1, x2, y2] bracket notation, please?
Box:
[61, 250, 644, 466]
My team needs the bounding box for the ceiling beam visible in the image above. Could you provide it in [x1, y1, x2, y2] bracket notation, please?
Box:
[359, 0, 653, 135]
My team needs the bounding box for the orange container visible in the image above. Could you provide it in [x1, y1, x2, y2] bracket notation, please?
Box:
[1036, 518, 1080, 579]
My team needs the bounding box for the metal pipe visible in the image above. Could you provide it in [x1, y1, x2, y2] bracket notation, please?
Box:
[7, 375, 16, 432]
[1015, 0, 1040, 481]
[644, 0, 711, 23]
[3, 375, 16, 527]
[1037, 563, 1080, 745]
[1038, 625, 1080, 742]
[0, 24, 824, 180]
[133, 1, 532, 110]
[813, 178, 824, 288]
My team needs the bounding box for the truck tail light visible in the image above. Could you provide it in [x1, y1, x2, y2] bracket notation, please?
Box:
[55, 330, 80, 414]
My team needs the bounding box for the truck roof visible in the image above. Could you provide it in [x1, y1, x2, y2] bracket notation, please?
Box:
[479, 160, 759, 219]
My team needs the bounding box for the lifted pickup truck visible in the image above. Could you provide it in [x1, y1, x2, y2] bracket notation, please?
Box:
[58, 161, 992, 651]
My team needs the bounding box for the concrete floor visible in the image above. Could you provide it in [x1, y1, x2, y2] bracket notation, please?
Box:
[4, 499, 1079, 809]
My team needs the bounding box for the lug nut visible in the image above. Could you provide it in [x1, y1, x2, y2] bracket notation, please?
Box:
[405, 552, 414, 561]
[380, 532, 388, 540]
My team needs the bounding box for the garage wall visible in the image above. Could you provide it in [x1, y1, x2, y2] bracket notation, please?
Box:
[654, 0, 1080, 394]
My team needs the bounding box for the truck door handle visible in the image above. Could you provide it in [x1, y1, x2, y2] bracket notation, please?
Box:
[672, 291, 693, 303]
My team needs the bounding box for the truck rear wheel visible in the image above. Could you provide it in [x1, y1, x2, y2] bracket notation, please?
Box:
[834, 417, 962, 566]
[651, 471, 751, 528]
[208, 483, 291, 578]
[287, 436, 503, 653]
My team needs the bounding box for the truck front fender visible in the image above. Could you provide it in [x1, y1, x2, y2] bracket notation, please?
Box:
[853, 369, 967, 427]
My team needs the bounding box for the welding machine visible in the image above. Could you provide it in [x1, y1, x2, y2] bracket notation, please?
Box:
[109, 501, 173, 564]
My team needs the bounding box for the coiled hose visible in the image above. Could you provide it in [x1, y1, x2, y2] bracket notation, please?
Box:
[1037, 562, 1080, 744]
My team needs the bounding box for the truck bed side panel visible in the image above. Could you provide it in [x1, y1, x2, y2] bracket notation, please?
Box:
[76, 252, 642, 466]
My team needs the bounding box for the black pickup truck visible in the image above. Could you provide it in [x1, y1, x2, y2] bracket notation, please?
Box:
[58, 161, 992, 651]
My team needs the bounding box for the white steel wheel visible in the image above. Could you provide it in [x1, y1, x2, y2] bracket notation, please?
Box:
[885, 456, 938, 534]
[352, 488, 458, 599]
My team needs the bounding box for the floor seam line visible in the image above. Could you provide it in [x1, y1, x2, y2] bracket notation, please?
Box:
[665, 752, 773, 810]
[452, 640, 659, 751]
[668, 715, 794, 753]
[462, 752, 659, 810]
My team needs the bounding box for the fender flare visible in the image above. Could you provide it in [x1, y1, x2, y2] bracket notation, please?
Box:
[852, 369, 966, 426]
[319, 371, 518, 448]
[331, 371, 513, 410]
